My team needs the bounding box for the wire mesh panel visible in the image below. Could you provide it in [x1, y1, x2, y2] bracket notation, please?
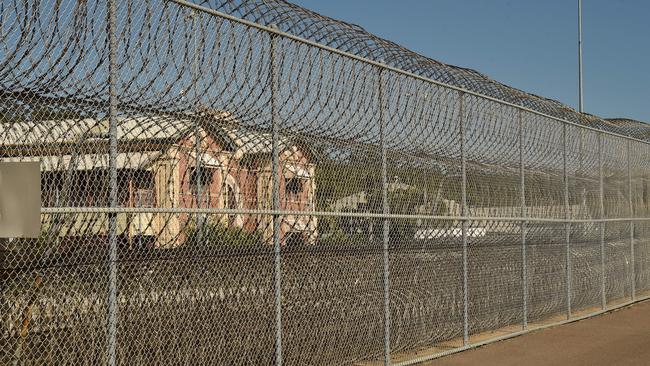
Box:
[464, 96, 521, 219]
[380, 70, 466, 359]
[518, 113, 568, 324]
[2, 238, 110, 365]
[605, 222, 633, 303]
[467, 220, 523, 335]
[115, 216, 276, 365]
[635, 220, 650, 295]
[524, 222, 567, 323]
[630, 142, 650, 219]
[1, 0, 112, 364]
[2, 0, 650, 365]
[630, 143, 650, 297]
[565, 126, 602, 313]
[388, 219, 463, 357]
[275, 35, 387, 364]
[602, 135, 631, 219]
[521, 115, 566, 220]
[461, 95, 524, 337]
[569, 222, 602, 312]
[566, 127, 600, 221]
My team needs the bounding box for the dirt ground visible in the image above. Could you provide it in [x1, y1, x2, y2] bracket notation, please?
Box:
[423, 300, 650, 366]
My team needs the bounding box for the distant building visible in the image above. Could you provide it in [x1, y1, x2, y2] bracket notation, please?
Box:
[0, 112, 317, 248]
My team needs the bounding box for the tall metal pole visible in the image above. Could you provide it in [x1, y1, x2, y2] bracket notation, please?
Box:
[578, 0, 584, 113]
[598, 133, 606, 309]
[379, 67, 392, 366]
[191, 11, 204, 242]
[460, 92, 469, 345]
[107, 0, 119, 364]
[270, 31, 283, 366]
[628, 140, 635, 300]
[519, 110, 527, 330]
[563, 124, 571, 319]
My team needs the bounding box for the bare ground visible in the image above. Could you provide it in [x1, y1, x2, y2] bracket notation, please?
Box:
[423, 299, 650, 366]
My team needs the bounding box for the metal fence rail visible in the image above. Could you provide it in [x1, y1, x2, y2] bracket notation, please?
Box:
[1, 1, 649, 365]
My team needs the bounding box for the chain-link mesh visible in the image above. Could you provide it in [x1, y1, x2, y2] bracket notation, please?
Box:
[1, 0, 650, 365]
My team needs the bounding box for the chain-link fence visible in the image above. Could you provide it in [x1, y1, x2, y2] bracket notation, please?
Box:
[1, 0, 649, 365]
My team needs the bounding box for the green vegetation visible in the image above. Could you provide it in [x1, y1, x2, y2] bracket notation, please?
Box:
[185, 221, 265, 248]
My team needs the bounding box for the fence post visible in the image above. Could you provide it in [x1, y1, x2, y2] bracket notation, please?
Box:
[270, 30, 283, 366]
[459, 92, 469, 345]
[518, 110, 527, 330]
[599, 133, 606, 309]
[627, 140, 635, 300]
[378, 67, 391, 366]
[107, 0, 119, 364]
[563, 124, 571, 319]
[190, 10, 204, 241]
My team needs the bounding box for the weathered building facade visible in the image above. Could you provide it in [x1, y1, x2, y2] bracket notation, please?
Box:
[1, 112, 317, 248]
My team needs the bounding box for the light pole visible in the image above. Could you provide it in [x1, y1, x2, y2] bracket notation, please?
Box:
[578, 0, 584, 113]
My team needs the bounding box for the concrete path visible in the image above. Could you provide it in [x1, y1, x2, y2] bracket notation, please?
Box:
[423, 300, 650, 366]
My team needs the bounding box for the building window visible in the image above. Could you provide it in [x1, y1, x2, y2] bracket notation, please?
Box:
[189, 167, 214, 205]
[285, 178, 303, 201]
[85, 170, 109, 207]
[42, 173, 63, 207]
[132, 171, 155, 208]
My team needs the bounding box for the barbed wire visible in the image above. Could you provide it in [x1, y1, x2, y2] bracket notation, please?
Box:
[187, 0, 648, 137]
[1, 1, 649, 365]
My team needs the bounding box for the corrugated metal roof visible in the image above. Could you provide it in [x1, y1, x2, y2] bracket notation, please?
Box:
[0, 118, 101, 145]
[0, 116, 193, 146]
[223, 128, 291, 155]
[0, 113, 305, 163]
[0, 152, 161, 171]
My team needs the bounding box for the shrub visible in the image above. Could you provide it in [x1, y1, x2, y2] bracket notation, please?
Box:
[185, 222, 265, 249]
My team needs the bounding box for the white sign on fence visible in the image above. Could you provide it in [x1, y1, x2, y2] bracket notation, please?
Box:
[0, 162, 40, 238]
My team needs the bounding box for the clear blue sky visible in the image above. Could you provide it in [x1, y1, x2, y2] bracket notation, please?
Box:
[291, 0, 649, 122]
